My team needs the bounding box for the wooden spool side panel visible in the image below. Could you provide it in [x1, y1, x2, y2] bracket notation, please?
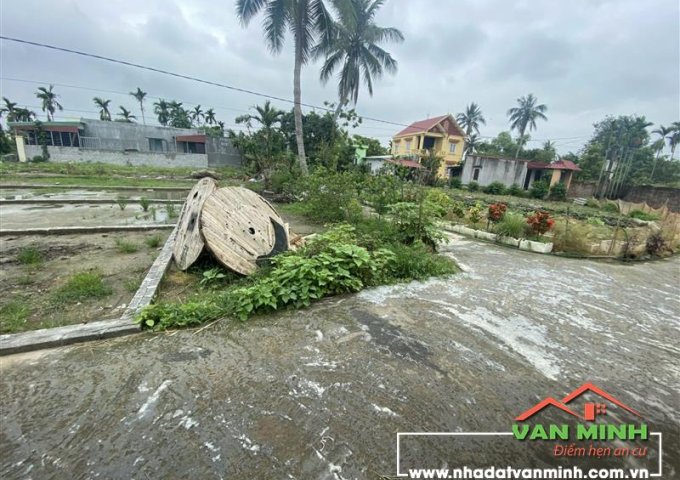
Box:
[172, 177, 217, 270]
[200, 187, 287, 275]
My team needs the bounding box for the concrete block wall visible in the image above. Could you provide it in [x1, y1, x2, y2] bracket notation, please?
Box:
[25, 145, 208, 169]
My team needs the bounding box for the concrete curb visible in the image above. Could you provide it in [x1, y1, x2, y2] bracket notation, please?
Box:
[443, 223, 554, 254]
[0, 224, 175, 236]
[0, 184, 192, 191]
[0, 227, 177, 356]
[0, 199, 185, 205]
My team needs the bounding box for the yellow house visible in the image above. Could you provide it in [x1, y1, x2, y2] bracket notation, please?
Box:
[391, 114, 466, 178]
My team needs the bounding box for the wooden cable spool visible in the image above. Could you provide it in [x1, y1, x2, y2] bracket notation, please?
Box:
[172, 177, 218, 270]
[200, 187, 289, 275]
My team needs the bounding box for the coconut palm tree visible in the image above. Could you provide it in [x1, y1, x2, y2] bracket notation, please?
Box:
[13, 108, 36, 122]
[35, 85, 63, 121]
[191, 105, 204, 127]
[313, 0, 403, 119]
[236, 0, 335, 175]
[669, 122, 680, 160]
[93, 97, 112, 121]
[456, 102, 486, 138]
[507, 93, 548, 157]
[1, 98, 19, 122]
[204, 108, 217, 126]
[464, 133, 480, 155]
[154, 99, 170, 126]
[130, 88, 147, 125]
[650, 125, 672, 179]
[116, 106, 136, 123]
[235, 101, 283, 130]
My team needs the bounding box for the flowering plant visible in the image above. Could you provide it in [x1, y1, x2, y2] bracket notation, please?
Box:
[526, 211, 555, 236]
[487, 203, 507, 223]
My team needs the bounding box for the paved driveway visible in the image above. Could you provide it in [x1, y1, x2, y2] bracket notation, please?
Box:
[2, 235, 678, 479]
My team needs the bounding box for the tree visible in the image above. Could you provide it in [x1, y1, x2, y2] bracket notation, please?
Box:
[1, 98, 18, 122]
[130, 88, 147, 124]
[651, 125, 672, 180]
[35, 85, 63, 121]
[456, 102, 486, 138]
[464, 133, 480, 155]
[191, 105, 204, 127]
[476, 131, 520, 157]
[352, 134, 386, 156]
[236, 0, 335, 175]
[204, 108, 217, 125]
[507, 93, 547, 157]
[168, 101, 192, 128]
[313, 0, 403, 119]
[669, 122, 680, 160]
[116, 106, 137, 123]
[154, 99, 170, 126]
[93, 97, 112, 121]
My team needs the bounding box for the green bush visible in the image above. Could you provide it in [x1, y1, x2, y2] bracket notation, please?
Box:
[116, 195, 129, 211]
[446, 201, 466, 220]
[298, 167, 360, 222]
[52, 270, 112, 304]
[389, 202, 446, 249]
[483, 181, 506, 195]
[364, 174, 401, 215]
[629, 210, 660, 221]
[586, 217, 605, 226]
[602, 202, 619, 213]
[448, 177, 462, 189]
[145, 235, 163, 248]
[467, 181, 479, 191]
[507, 183, 523, 196]
[529, 180, 549, 199]
[552, 224, 591, 255]
[17, 246, 42, 265]
[30, 155, 47, 163]
[549, 182, 567, 201]
[115, 238, 139, 253]
[386, 241, 458, 281]
[467, 202, 484, 226]
[139, 197, 151, 212]
[269, 167, 298, 195]
[494, 213, 526, 238]
[425, 189, 453, 218]
[585, 198, 600, 209]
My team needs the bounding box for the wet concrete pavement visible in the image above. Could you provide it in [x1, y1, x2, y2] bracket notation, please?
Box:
[1, 235, 679, 479]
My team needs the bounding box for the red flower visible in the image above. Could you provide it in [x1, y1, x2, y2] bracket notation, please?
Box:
[488, 203, 507, 223]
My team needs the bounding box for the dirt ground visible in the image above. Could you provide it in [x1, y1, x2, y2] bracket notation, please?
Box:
[0, 230, 170, 333]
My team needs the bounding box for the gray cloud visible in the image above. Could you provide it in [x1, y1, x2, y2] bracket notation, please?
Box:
[1, 0, 678, 153]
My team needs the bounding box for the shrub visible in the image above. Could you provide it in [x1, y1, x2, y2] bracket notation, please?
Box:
[364, 174, 401, 215]
[31, 155, 47, 163]
[552, 224, 591, 255]
[448, 177, 462, 189]
[483, 181, 506, 195]
[526, 211, 555, 236]
[116, 195, 129, 211]
[425, 189, 453, 218]
[629, 210, 660, 221]
[269, 167, 298, 195]
[507, 183, 523, 196]
[389, 202, 446, 249]
[467, 181, 479, 191]
[529, 180, 549, 199]
[115, 238, 139, 253]
[139, 197, 151, 212]
[585, 198, 600, 209]
[386, 241, 458, 281]
[145, 235, 163, 248]
[467, 202, 484, 226]
[602, 202, 619, 213]
[200, 267, 228, 288]
[298, 167, 359, 222]
[487, 203, 507, 223]
[446, 201, 466, 220]
[52, 270, 112, 304]
[586, 217, 605, 226]
[17, 246, 42, 265]
[645, 232, 668, 256]
[494, 213, 527, 238]
[549, 182, 567, 201]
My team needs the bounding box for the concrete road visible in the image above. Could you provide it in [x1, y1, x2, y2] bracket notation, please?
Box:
[1, 235, 679, 479]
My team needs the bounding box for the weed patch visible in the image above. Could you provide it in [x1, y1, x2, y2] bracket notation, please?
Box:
[17, 246, 42, 265]
[51, 270, 112, 304]
[145, 235, 163, 249]
[0, 301, 30, 333]
[116, 238, 139, 253]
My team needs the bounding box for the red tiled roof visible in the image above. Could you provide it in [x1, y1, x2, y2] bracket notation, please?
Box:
[527, 159, 581, 171]
[394, 115, 466, 138]
[386, 158, 425, 169]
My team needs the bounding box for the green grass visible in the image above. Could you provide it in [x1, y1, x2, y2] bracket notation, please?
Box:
[145, 234, 163, 248]
[51, 270, 113, 304]
[124, 277, 142, 293]
[629, 210, 660, 221]
[0, 301, 30, 333]
[277, 202, 311, 216]
[17, 246, 43, 265]
[115, 238, 140, 253]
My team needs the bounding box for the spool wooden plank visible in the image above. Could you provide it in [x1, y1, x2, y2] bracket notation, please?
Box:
[172, 177, 218, 270]
[201, 187, 289, 275]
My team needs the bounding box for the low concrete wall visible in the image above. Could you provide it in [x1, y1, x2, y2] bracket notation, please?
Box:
[622, 185, 680, 212]
[567, 181, 597, 198]
[25, 145, 208, 168]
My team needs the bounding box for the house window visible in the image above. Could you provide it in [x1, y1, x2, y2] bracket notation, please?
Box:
[405, 139, 412, 152]
[449, 142, 456, 154]
[393, 141, 399, 153]
[472, 167, 481, 181]
[148, 138, 164, 152]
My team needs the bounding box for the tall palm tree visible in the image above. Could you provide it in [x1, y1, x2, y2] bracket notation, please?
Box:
[116, 106, 136, 123]
[235, 100, 283, 130]
[507, 93, 548, 157]
[191, 105, 204, 127]
[204, 108, 217, 125]
[464, 133, 480, 155]
[35, 85, 63, 121]
[313, 0, 403, 119]
[130, 88, 147, 125]
[14, 108, 36, 122]
[650, 125, 671, 179]
[456, 102, 486, 138]
[1, 98, 18, 122]
[93, 97, 112, 121]
[669, 122, 680, 160]
[236, 0, 335, 175]
[154, 99, 170, 126]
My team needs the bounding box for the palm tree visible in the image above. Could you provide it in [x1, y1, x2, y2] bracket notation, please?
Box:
[236, 0, 335, 175]
[507, 93, 548, 157]
[669, 122, 680, 160]
[1, 98, 18, 122]
[14, 108, 36, 122]
[154, 99, 170, 126]
[456, 102, 486, 138]
[117, 106, 136, 123]
[191, 105, 204, 127]
[93, 97, 112, 121]
[235, 100, 283, 130]
[313, 0, 403, 119]
[204, 108, 217, 125]
[464, 133, 480, 155]
[651, 125, 671, 179]
[130, 88, 147, 125]
[35, 85, 63, 121]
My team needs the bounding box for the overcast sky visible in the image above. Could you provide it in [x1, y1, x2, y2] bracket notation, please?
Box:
[1, 0, 679, 153]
